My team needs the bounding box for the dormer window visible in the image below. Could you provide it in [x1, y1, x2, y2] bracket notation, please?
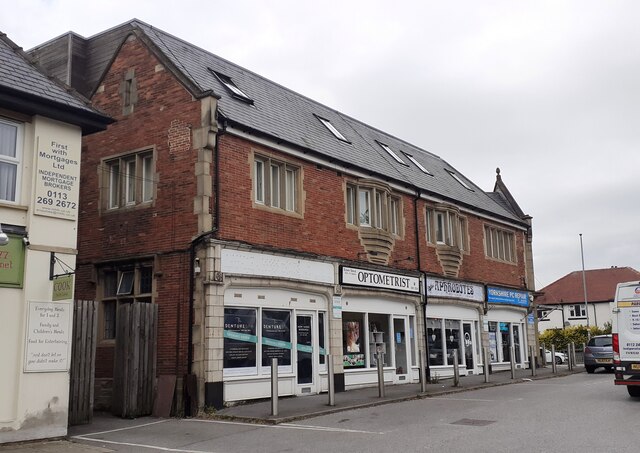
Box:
[447, 170, 473, 191]
[403, 152, 431, 175]
[317, 116, 349, 142]
[378, 142, 406, 165]
[209, 69, 253, 103]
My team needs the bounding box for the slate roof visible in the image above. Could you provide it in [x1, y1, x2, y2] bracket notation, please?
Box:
[0, 32, 102, 116]
[29, 19, 529, 226]
[536, 267, 640, 305]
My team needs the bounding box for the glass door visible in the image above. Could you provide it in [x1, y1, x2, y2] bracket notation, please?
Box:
[393, 318, 408, 380]
[463, 322, 475, 371]
[296, 313, 315, 393]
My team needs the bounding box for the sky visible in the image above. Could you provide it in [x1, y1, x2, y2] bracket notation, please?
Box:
[3, 0, 639, 289]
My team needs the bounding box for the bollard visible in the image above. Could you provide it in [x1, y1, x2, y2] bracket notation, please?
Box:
[530, 346, 537, 377]
[582, 342, 586, 366]
[328, 354, 335, 407]
[419, 349, 428, 393]
[541, 342, 546, 367]
[453, 350, 460, 387]
[571, 342, 576, 369]
[567, 343, 573, 371]
[510, 346, 516, 379]
[377, 351, 385, 398]
[551, 344, 557, 374]
[271, 358, 278, 416]
[483, 347, 490, 383]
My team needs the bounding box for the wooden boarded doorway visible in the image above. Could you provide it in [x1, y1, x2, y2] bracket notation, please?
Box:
[112, 302, 158, 418]
[68, 299, 99, 426]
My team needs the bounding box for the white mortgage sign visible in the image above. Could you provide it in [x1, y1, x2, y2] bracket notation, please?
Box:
[24, 301, 73, 372]
[34, 137, 80, 220]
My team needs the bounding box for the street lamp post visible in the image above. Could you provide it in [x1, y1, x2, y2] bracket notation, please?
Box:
[579, 234, 590, 330]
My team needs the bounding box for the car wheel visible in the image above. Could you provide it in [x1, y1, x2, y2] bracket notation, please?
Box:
[585, 365, 595, 374]
[627, 386, 640, 397]
[605, 366, 613, 371]
[555, 356, 562, 365]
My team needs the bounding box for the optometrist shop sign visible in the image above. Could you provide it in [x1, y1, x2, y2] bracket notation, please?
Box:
[34, 137, 80, 221]
[487, 286, 530, 308]
[340, 266, 420, 294]
[426, 276, 484, 302]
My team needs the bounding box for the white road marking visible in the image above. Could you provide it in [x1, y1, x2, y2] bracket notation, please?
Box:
[75, 419, 170, 436]
[72, 436, 216, 453]
[182, 418, 383, 434]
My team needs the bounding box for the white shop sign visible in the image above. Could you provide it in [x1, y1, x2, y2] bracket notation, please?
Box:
[340, 266, 420, 294]
[24, 301, 73, 372]
[426, 276, 484, 302]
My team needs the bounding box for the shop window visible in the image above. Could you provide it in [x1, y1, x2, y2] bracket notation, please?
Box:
[343, 313, 365, 368]
[488, 321, 498, 362]
[445, 319, 462, 365]
[103, 149, 155, 210]
[345, 182, 403, 235]
[0, 118, 23, 203]
[484, 225, 516, 263]
[409, 315, 416, 366]
[254, 154, 300, 214]
[427, 318, 444, 366]
[318, 312, 326, 366]
[223, 307, 257, 373]
[368, 313, 391, 367]
[98, 262, 153, 341]
[261, 310, 292, 367]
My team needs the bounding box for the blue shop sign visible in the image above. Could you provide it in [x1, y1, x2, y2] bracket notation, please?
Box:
[487, 286, 530, 308]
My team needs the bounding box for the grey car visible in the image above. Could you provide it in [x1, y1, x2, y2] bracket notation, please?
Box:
[584, 334, 613, 373]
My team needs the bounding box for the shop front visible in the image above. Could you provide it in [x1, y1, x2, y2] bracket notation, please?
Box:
[214, 247, 335, 403]
[338, 266, 422, 389]
[484, 286, 531, 371]
[425, 276, 485, 377]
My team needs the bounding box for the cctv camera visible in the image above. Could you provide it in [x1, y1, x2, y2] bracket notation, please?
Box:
[22, 237, 30, 247]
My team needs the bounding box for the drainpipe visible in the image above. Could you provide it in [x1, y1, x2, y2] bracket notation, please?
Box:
[413, 190, 430, 380]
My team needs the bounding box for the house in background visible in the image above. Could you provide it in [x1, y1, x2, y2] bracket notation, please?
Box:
[535, 266, 640, 333]
[0, 32, 111, 443]
[29, 19, 536, 415]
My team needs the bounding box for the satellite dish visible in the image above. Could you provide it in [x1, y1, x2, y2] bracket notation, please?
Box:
[564, 321, 570, 327]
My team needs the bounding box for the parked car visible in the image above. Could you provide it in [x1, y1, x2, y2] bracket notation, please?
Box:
[544, 349, 567, 364]
[584, 334, 613, 373]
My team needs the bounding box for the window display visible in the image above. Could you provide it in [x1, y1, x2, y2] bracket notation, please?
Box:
[343, 313, 365, 368]
[224, 308, 257, 370]
[261, 310, 291, 367]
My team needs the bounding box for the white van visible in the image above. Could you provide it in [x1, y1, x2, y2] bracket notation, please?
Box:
[612, 281, 640, 397]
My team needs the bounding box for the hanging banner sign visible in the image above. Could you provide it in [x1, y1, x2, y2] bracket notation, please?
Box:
[425, 276, 484, 302]
[487, 286, 530, 308]
[0, 235, 25, 288]
[52, 274, 74, 301]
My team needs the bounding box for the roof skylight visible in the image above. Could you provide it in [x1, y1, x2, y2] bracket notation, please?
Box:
[403, 152, 431, 174]
[378, 142, 407, 165]
[317, 116, 349, 142]
[209, 68, 253, 103]
[447, 170, 473, 191]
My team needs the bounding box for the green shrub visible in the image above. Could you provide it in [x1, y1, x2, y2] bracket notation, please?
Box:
[539, 324, 609, 352]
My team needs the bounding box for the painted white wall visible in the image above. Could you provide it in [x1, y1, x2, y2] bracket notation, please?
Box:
[537, 302, 613, 333]
[0, 116, 82, 443]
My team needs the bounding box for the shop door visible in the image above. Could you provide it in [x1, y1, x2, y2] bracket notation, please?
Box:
[296, 313, 316, 395]
[393, 317, 409, 382]
[463, 322, 475, 371]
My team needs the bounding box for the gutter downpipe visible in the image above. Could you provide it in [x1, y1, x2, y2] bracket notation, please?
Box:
[414, 189, 430, 381]
[185, 117, 226, 416]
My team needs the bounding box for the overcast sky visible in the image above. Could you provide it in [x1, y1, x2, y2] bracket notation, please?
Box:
[4, 1, 639, 289]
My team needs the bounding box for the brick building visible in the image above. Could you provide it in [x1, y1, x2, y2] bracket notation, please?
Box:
[30, 19, 536, 413]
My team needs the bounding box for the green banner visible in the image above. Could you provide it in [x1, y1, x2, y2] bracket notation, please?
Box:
[224, 330, 258, 344]
[0, 235, 24, 288]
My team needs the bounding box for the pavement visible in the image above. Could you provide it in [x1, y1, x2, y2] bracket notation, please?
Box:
[0, 364, 582, 452]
